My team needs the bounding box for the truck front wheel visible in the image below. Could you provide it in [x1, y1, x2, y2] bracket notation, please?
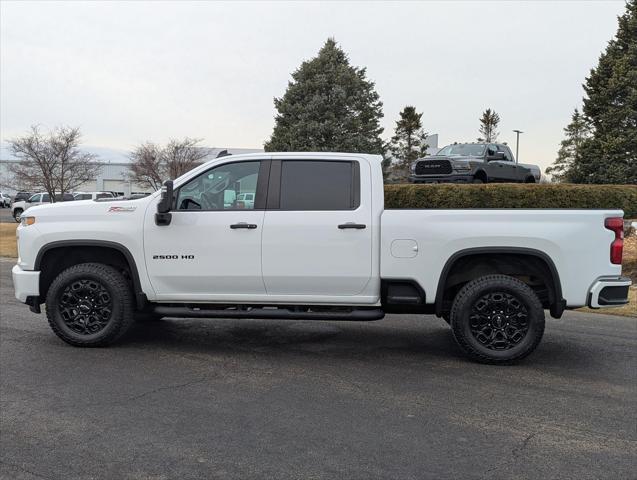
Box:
[45, 263, 135, 347]
[449, 275, 545, 364]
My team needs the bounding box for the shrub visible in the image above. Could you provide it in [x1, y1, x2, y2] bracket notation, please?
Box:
[384, 184, 637, 218]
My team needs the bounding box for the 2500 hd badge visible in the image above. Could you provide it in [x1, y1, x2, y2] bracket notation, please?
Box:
[153, 255, 195, 260]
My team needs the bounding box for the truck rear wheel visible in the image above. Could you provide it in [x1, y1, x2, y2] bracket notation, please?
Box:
[45, 263, 135, 347]
[449, 275, 545, 364]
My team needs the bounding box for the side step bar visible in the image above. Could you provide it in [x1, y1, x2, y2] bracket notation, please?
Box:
[152, 305, 385, 321]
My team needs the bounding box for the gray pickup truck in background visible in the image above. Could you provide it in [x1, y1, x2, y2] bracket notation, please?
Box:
[409, 142, 541, 184]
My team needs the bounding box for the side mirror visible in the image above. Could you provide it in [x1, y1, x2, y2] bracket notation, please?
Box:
[155, 180, 173, 226]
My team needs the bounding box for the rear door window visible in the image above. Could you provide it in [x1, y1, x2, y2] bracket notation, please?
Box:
[276, 161, 359, 211]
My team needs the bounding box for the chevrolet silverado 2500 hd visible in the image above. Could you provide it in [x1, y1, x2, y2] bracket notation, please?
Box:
[12, 153, 631, 363]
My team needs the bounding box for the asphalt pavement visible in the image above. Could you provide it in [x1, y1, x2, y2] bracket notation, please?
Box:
[0, 209, 14, 223]
[1, 257, 635, 480]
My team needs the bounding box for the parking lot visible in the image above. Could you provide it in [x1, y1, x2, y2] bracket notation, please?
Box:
[0, 257, 635, 480]
[0, 209, 14, 223]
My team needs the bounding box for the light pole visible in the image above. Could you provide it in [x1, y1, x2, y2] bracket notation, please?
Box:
[513, 130, 523, 163]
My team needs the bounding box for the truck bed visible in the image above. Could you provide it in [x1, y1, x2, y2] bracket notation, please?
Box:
[380, 209, 623, 307]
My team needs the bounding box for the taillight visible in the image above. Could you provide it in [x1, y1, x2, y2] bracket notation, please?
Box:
[604, 217, 624, 265]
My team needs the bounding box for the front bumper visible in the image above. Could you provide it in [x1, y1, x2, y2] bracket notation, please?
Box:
[12, 264, 40, 303]
[408, 174, 473, 184]
[587, 276, 632, 308]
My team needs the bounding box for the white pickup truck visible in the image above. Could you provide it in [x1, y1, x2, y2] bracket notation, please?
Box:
[12, 152, 631, 363]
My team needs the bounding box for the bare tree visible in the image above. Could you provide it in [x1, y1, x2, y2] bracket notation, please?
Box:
[128, 142, 164, 191]
[8, 126, 102, 201]
[163, 138, 210, 179]
[128, 138, 210, 191]
[478, 108, 501, 142]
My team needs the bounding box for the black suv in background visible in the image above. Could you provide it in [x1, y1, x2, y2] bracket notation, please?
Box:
[409, 143, 541, 184]
[13, 192, 32, 203]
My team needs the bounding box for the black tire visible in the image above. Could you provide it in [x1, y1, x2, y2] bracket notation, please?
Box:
[449, 275, 544, 364]
[13, 208, 23, 222]
[45, 263, 135, 347]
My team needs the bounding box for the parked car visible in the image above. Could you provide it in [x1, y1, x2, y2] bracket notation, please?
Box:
[12, 192, 75, 222]
[0, 192, 11, 208]
[11, 153, 631, 363]
[73, 191, 116, 201]
[409, 142, 541, 184]
[13, 191, 32, 203]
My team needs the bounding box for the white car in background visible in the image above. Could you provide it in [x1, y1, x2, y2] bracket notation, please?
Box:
[0, 192, 11, 208]
[236, 192, 255, 209]
[12, 192, 75, 222]
[73, 191, 116, 201]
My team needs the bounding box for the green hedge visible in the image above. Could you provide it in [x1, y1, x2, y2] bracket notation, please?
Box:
[384, 184, 637, 218]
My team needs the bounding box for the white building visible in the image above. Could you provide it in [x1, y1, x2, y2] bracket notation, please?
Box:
[425, 134, 439, 155]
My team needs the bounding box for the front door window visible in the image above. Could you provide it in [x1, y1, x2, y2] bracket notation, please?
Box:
[176, 161, 261, 211]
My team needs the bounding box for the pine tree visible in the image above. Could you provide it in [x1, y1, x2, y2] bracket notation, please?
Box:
[545, 109, 592, 182]
[574, 0, 637, 184]
[478, 108, 500, 142]
[264, 39, 385, 154]
[388, 106, 428, 181]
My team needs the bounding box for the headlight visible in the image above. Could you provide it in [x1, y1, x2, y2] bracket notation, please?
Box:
[20, 216, 35, 226]
[410, 163, 417, 173]
[452, 161, 471, 171]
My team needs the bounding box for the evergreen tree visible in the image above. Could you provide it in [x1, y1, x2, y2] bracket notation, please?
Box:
[574, 0, 637, 184]
[545, 109, 592, 182]
[478, 108, 500, 142]
[388, 106, 428, 181]
[264, 39, 385, 154]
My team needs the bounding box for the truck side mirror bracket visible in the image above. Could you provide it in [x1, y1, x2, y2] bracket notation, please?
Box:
[155, 180, 173, 226]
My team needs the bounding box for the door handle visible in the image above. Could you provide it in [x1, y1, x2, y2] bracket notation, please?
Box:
[230, 222, 257, 229]
[338, 223, 366, 229]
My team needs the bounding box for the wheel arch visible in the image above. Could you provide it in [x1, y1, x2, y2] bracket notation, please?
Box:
[34, 240, 147, 310]
[435, 247, 564, 318]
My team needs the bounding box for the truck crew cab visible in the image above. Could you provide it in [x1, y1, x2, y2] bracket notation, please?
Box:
[409, 142, 541, 184]
[12, 153, 630, 364]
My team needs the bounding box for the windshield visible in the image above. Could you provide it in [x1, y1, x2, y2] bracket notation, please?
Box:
[437, 144, 486, 157]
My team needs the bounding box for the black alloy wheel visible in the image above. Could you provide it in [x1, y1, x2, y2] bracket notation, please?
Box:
[58, 279, 113, 335]
[449, 275, 545, 364]
[468, 291, 529, 350]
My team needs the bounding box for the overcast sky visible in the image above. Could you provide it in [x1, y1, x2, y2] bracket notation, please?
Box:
[0, 0, 626, 171]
